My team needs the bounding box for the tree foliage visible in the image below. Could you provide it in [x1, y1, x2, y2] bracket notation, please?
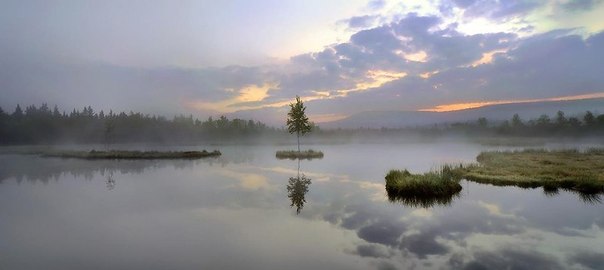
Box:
[286, 96, 312, 151]
[286, 96, 312, 135]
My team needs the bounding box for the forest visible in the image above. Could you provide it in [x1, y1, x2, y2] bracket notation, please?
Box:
[1, 104, 603, 145]
[0, 104, 279, 145]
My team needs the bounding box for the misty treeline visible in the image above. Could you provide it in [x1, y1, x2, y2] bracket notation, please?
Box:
[310, 110, 604, 143]
[449, 111, 604, 137]
[1, 104, 604, 145]
[0, 104, 280, 145]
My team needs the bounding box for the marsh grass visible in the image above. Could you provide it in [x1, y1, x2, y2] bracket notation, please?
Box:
[459, 148, 604, 193]
[276, 150, 324, 160]
[41, 150, 221, 159]
[385, 165, 463, 207]
[473, 137, 546, 147]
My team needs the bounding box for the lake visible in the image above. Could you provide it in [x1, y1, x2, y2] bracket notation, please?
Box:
[1, 142, 603, 270]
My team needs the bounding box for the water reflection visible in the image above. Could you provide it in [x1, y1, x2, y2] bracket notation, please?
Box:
[1, 143, 604, 270]
[286, 159, 311, 214]
[105, 171, 116, 191]
[386, 188, 461, 208]
[576, 192, 602, 204]
[0, 154, 221, 185]
[542, 186, 603, 204]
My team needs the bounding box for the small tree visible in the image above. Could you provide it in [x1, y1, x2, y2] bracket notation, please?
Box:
[511, 114, 523, 128]
[477, 117, 488, 128]
[286, 96, 312, 152]
[584, 111, 595, 127]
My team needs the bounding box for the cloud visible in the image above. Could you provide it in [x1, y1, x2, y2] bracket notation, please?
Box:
[351, 244, 392, 258]
[0, 54, 270, 117]
[2, 3, 604, 125]
[367, 0, 386, 11]
[271, 29, 604, 121]
[456, 0, 543, 20]
[462, 248, 564, 270]
[568, 251, 604, 270]
[357, 219, 406, 246]
[561, 0, 601, 11]
[399, 232, 450, 259]
[347, 15, 379, 29]
[453, 0, 477, 9]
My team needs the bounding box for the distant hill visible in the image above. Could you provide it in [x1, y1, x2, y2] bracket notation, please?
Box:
[321, 98, 604, 129]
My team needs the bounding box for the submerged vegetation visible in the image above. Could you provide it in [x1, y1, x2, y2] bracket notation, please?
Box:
[41, 150, 221, 159]
[459, 148, 604, 193]
[385, 166, 463, 207]
[276, 150, 324, 160]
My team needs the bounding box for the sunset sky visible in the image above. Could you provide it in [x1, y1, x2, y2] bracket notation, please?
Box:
[1, 0, 604, 124]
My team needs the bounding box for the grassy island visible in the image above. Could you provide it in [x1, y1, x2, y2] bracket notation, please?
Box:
[41, 150, 221, 159]
[387, 149, 604, 198]
[459, 149, 604, 193]
[276, 150, 324, 160]
[385, 166, 463, 206]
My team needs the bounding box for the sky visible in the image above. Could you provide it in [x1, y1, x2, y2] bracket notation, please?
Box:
[1, 0, 604, 125]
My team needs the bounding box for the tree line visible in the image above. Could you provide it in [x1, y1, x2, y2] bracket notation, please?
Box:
[0, 104, 279, 145]
[449, 111, 604, 136]
[1, 104, 603, 145]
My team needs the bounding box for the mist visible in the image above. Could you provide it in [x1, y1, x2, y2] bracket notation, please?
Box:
[2, 2, 604, 270]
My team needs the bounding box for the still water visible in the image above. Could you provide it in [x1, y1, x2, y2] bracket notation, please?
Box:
[1, 143, 603, 270]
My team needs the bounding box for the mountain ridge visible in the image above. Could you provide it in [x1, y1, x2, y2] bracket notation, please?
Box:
[320, 98, 604, 129]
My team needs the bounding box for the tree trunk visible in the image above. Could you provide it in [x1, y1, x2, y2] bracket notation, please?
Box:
[297, 131, 300, 153]
[297, 159, 300, 178]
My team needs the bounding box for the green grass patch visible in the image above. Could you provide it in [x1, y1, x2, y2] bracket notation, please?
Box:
[458, 148, 604, 193]
[385, 165, 463, 207]
[473, 137, 546, 147]
[41, 150, 221, 159]
[276, 150, 324, 160]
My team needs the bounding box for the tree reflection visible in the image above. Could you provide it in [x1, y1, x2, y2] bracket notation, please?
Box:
[287, 159, 311, 214]
[105, 171, 116, 191]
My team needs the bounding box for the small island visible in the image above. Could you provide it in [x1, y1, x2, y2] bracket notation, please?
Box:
[386, 148, 604, 199]
[385, 165, 463, 207]
[276, 96, 324, 160]
[41, 150, 221, 160]
[276, 150, 324, 160]
[459, 148, 604, 193]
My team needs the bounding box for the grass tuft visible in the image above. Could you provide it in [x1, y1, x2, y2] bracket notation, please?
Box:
[385, 165, 463, 207]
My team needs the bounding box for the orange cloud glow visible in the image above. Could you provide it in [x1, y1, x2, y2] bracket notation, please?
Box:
[399, 50, 428, 62]
[469, 49, 508, 67]
[338, 70, 407, 95]
[185, 82, 278, 113]
[420, 92, 604, 112]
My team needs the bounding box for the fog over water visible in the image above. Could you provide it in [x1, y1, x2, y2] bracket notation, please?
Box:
[2, 1, 604, 269]
[1, 142, 603, 270]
